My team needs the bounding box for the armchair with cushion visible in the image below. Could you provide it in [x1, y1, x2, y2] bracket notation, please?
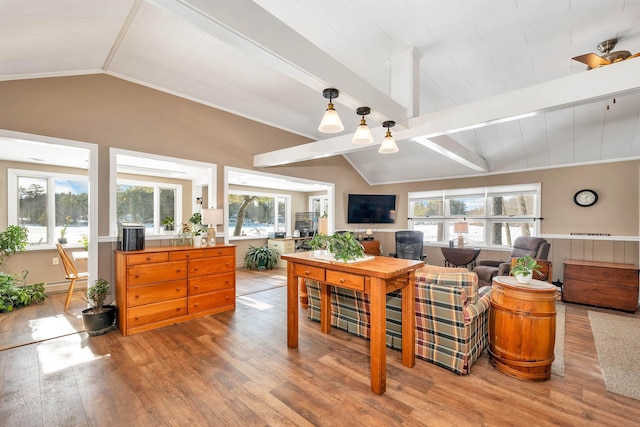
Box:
[389, 230, 427, 262]
[473, 236, 550, 287]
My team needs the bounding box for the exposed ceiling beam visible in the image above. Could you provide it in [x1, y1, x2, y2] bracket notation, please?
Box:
[254, 59, 640, 169]
[149, 0, 407, 127]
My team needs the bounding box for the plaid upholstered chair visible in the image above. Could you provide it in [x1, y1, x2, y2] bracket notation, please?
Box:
[414, 266, 492, 375]
[305, 265, 491, 375]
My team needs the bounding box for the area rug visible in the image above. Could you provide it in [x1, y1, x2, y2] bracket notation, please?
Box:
[551, 302, 565, 377]
[589, 310, 640, 401]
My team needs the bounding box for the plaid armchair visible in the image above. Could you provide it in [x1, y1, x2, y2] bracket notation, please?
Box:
[305, 265, 491, 375]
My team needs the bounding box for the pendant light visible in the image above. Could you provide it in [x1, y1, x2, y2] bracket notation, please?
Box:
[351, 107, 374, 145]
[378, 120, 399, 154]
[318, 88, 344, 133]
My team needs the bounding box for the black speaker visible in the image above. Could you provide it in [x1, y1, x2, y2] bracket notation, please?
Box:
[117, 222, 145, 251]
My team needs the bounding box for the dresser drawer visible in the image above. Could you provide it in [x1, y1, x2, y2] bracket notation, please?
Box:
[127, 261, 187, 286]
[205, 247, 236, 258]
[127, 252, 169, 265]
[127, 298, 187, 327]
[189, 272, 235, 295]
[565, 265, 638, 285]
[169, 249, 205, 261]
[326, 270, 365, 291]
[188, 256, 234, 277]
[293, 264, 325, 281]
[127, 280, 188, 307]
[189, 289, 235, 314]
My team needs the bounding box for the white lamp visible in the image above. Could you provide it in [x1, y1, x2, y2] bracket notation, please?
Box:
[365, 228, 373, 240]
[378, 120, 399, 154]
[201, 208, 224, 246]
[453, 221, 469, 248]
[352, 107, 374, 145]
[318, 88, 344, 133]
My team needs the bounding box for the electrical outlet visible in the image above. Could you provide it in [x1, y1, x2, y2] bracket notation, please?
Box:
[52, 257, 59, 265]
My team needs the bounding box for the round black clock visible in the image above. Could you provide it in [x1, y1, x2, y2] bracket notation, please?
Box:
[573, 189, 598, 207]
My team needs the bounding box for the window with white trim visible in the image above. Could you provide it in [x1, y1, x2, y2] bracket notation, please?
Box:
[116, 179, 181, 235]
[228, 190, 290, 238]
[408, 183, 540, 247]
[8, 169, 88, 245]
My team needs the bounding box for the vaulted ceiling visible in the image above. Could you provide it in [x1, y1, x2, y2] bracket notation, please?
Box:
[2, 0, 640, 185]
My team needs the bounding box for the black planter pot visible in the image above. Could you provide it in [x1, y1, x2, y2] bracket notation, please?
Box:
[82, 305, 117, 336]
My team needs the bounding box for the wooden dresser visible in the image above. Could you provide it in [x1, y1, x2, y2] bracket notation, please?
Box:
[563, 260, 639, 312]
[115, 245, 236, 336]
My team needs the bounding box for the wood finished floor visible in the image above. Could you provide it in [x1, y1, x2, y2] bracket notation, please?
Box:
[1, 268, 639, 426]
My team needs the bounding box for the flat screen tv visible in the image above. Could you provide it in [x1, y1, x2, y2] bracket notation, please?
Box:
[347, 194, 397, 224]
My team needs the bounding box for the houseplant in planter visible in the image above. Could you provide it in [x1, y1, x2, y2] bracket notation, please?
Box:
[510, 255, 543, 283]
[309, 231, 365, 262]
[58, 215, 71, 244]
[161, 216, 175, 233]
[82, 278, 117, 336]
[244, 245, 280, 270]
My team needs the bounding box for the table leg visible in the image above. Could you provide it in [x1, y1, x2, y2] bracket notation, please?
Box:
[287, 263, 298, 349]
[369, 277, 386, 395]
[401, 272, 416, 368]
[320, 282, 331, 334]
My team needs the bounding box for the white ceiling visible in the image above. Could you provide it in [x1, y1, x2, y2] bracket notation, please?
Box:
[2, 0, 640, 185]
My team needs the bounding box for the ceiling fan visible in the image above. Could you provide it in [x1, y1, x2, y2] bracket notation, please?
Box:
[572, 38, 640, 70]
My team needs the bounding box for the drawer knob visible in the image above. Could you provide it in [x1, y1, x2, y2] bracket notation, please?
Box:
[226, 296, 230, 300]
[176, 269, 182, 272]
[135, 274, 140, 278]
[186, 254, 191, 257]
[225, 263, 230, 267]
[146, 256, 151, 261]
[176, 288, 181, 291]
[195, 267, 199, 271]
[135, 294, 140, 299]
[176, 307, 182, 311]
[225, 280, 229, 284]
[339, 278, 345, 283]
[218, 250, 223, 255]
[135, 316, 140, 320]
[305, 270, 311, 275]
[194, 303, 199, 307]
[195, 285, 199, 289]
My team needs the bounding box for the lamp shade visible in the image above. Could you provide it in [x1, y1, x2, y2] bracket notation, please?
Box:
[352, 121, 374, 145]
[202, 208, 224, 226]
[453, 221, 469, 234]
[318, 105, 344, 133]
[378, 133, 399, 154]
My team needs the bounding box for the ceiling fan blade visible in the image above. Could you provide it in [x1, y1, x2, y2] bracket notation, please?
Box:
[572, 53, 611, 69]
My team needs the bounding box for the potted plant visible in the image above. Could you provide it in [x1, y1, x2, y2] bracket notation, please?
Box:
[244, 245, 280, 270]
[161, 216, 175, 232]
[309, 231, 365, 263]
[510, 255, 543, 283]
[82, 278, 117, 336]
[58, 215, 71, 244]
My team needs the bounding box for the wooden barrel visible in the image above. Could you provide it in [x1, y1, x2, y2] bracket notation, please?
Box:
[489, 276, 557, 381]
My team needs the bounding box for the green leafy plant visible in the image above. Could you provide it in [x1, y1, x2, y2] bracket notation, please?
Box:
[309, 231, 365, 262]
[84, 278, 111, 313]
[0, 225, 29, 269]
[510, 255, 543, 278]
[243, 245, 280, 270]
[161, 216, 175, 231]
[188, 213, 207, 236]
[79, 235, 89, 250]
[0, 271, 46, 312]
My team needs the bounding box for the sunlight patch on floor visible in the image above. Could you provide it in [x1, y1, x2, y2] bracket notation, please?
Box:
[37, 333, 108, 374]
[28, 314, 83, 340]
[237, 295, 274, 310]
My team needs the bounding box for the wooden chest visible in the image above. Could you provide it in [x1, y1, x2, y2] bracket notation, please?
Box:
[115, 245, 236, 335]
[563, 260, 639, 312]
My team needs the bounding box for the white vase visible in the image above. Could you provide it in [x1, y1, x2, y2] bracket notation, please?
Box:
[516, 272, 533, 283]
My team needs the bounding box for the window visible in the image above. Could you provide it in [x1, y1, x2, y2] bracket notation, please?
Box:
[408, 183, 540, 247]
[8, 169, 88, 245]
[228, 190, 290, 238]
[116, 179, 180, 235]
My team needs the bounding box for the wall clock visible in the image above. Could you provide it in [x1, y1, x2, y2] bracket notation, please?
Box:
[573, 189, 598, 207]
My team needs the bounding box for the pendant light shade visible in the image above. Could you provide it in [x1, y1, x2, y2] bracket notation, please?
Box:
[318, 88, 344, 133]
[352, 107, 374, 145]
[378, 121, 399, 154]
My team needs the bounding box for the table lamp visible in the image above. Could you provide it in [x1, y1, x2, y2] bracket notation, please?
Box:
[365, 228, 373, 240]
[453, 221, 469, 248]
[201, 208, 224, 246]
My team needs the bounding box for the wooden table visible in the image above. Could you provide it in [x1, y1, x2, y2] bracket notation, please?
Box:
[281, 250, 423, 395]
[440, 247, 481, 269]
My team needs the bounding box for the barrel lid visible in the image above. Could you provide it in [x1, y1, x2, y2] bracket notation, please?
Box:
[492, 275, 557, 291]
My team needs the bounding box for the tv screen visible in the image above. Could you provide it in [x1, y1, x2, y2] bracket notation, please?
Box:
[347, 194, 397, 224]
